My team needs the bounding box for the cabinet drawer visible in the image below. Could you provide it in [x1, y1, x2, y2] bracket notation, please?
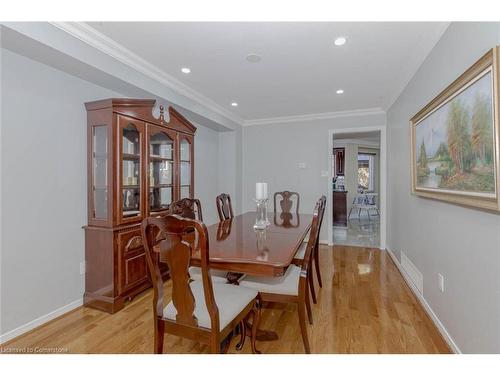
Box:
[123, 252, 148, 291]
[117, 227, 144, 255]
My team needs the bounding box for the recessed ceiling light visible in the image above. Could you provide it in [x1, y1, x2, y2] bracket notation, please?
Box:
[231, 102, 238, 107]
[246, 54, 262, 63]
[181, 67, 191, 74]
[334, 37, 347, 46]
[336, 89, 344, 94]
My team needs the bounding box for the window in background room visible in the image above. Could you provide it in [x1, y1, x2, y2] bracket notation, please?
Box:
[358, 153, 375, 192]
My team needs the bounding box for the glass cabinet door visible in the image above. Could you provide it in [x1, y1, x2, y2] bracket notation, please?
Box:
[92, 125, 109, 220]
[120, 118, 143, 220]
[179, 135, 193, 199]
[148, 128, 175, 213]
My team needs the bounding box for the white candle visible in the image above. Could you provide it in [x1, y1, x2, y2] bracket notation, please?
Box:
[256, 182, 268, 200]
[262, 183, 268, 199]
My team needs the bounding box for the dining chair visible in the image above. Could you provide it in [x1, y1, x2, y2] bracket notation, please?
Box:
[293, 196, 326, 305]
[216, 193, 234, 221]
[170, 197, 203, 221]
[274, 191, 300, 214]
[239, 196, 325, 354]
[141, 214, 261, 354]
[170, 198, 227, 283]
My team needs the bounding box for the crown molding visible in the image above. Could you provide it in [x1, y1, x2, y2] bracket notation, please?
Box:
[243, 107, 386, 127]
[333, 139, 380, 148]
[49, 22, 244, 126]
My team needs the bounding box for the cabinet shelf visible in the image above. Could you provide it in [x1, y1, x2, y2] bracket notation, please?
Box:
[150, 155, 172, 161]
[149, 184, 172, 189]
[123, 153, 140, 159]
[122, 185, 140, 189]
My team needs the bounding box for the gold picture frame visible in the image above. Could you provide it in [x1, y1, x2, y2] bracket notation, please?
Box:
[410, 47, 500, 212]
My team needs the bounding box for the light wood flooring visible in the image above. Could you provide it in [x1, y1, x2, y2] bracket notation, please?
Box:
[0, 245, 451, 354]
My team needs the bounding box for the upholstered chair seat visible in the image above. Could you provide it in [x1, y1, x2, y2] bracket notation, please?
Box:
[239, 265, 302, 296]
[163, 280, 258, 330]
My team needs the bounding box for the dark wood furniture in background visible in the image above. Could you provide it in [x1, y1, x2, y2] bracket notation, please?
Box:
[141, 214, 261, 354]
[83, 98, 196, 313]
[274, 191, 300, 214]
[333, 148, 345, 176]
[216, 193, 234, 221]
[332, 190, 348, 227]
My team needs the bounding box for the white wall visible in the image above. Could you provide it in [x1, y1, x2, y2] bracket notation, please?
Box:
[242, 113, 386, 242]
[386, 22, 500, 353]
[0, 48, 230, 337]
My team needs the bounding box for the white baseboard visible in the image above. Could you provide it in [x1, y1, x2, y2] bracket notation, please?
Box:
[0, 298, 83, 344]
[401, 251, 424, 294]
[386, 248, 461, 354]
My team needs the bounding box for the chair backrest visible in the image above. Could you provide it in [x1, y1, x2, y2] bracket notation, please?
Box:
[300, 196, 326, 273]
[273, 212, 300, 228]
[317, 195, 327, 237]
[216, 193, 234, 221]
[170, 198, 203, 221]
[216, 218, 233, 241]
[274, 191, 300, 214]
[141, 214, 219, 330]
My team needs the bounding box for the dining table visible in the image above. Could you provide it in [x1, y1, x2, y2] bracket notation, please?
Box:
[189, 211, 313, 277]
[157, 210, 313, 343]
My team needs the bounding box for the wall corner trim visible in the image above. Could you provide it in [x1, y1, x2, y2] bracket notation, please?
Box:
[0, 298, 83, 345]
[386, 248, 462, 354]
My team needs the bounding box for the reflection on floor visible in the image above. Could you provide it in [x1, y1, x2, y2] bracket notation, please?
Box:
[333, 212, 380, 248]
[0, 246, 450, 353]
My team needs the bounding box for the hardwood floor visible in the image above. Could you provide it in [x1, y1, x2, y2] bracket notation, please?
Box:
[1, 245, 451, 354]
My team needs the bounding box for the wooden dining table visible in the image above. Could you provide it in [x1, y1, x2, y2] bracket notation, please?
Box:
[189, 211, 312, 277]
[157, 211, 312, 343]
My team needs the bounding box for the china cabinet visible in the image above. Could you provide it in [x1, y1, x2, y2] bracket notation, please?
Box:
[84, 98, 196, 313]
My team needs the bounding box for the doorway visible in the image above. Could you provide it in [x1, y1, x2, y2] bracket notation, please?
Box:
[327, 126, 386, 249]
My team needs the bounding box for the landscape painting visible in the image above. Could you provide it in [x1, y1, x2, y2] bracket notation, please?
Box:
[411, 47, 500, 211]
[416, 70, 495, 194]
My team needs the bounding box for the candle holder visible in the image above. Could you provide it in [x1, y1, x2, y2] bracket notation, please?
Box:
[253, 198, 270, 230]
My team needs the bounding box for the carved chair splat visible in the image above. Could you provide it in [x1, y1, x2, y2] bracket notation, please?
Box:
[170, 198, 203, 221]
[274, 191, 300, 214]
[216, 193, 234, 221]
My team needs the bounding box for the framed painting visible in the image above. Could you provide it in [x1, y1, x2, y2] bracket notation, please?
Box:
[410, 47, 500, 212]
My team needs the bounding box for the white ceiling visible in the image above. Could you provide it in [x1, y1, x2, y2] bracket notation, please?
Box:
[86, 22, 449, 121]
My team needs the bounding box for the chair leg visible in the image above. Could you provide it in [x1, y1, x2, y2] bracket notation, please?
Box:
[305, 279, 313, 325]
[348, 206, 354, 220]
[251, 300, 262, 354]
[314, 243, 322, 288]
[209, 341, 220, 354]
[297, 302, 311, 354]
[308, 263, 317, 304]
[235, 320, 246, 351]
[154, 318, 165, 354]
